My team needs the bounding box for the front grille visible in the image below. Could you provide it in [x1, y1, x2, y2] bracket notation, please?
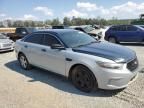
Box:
[127, 58, 138, 71]
[2, 43, 12, 48]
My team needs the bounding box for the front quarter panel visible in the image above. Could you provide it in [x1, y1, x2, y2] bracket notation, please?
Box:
[65, 48, 114, 78]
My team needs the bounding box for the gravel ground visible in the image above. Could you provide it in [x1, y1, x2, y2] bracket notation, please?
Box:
[0, 44, 144, 108]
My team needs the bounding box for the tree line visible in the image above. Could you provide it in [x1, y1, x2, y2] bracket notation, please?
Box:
[0, 17, 134, 28]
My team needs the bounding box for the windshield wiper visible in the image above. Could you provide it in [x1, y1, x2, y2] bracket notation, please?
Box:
[73, 44, 86, 48]
[85, 41, 100, 45]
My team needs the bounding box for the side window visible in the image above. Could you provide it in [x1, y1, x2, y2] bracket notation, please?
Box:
[127, 26, 137, 31]
[44, 34, 61, 46]
[111, 26, 118, 31]
[16, 28, 27, 35]
[119, 26, 127, 31]
[21, 28, 27, 34]
[16, 28, 21, 34]
[24, 34, 44, 44]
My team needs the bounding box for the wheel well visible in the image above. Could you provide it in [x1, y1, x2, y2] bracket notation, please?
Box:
[68, 64, 81, 80]
[108, 35, 116, 39]
[68, 64, 98, 89]
[18, 52, 24, 59]
[108, 36, 118, 42]
[68, 64, 96, 80]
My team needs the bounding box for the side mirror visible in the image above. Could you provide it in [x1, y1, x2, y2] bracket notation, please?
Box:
[51, 44, 65, 50]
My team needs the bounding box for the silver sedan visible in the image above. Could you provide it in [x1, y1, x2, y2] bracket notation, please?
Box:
[0, 33, 14, 52]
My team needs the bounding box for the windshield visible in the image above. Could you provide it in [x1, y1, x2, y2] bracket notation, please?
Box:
[0, 34, 7, 39]
[83, 26, 94, 33]
[59, 31, 97, 48]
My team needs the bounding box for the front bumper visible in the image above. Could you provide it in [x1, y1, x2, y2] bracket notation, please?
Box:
[0, 47, 14, 52]
[93, 64, 139, 90]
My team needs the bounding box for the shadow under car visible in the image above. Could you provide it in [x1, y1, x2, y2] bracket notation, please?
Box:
[5, 60, 123, 97]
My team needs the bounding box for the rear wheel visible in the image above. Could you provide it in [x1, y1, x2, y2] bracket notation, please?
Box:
[71, 65, 97, 92]
[108, 37, 117, 43]
[18, 53, 31, 70]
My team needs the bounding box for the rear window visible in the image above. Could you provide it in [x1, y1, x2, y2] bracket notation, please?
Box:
[110, 26, 118, 31]
[52, 26, 64, 29]
[127, 26, 137, 31]
[44, 34, 61, 46]
[24, 33, 44, 44]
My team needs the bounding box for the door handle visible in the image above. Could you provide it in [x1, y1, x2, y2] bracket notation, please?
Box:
[66, 58, 72, 61]
[24, 45, 28, 48]
[41, 49, 46, 52]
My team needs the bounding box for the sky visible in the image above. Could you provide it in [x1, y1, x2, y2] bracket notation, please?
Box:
[0, 0, 144, 21]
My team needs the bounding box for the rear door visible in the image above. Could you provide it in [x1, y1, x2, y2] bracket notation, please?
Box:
[23, 33, 45, 66]
[125, 25, 141, 42]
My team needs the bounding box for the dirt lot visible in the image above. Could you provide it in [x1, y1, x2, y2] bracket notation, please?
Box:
[0, 44, 144, 108]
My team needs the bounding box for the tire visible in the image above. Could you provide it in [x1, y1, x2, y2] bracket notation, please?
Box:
[18, 53, 31, 70]
[108, 37, 117, 43]
[71, 65, 97, 92]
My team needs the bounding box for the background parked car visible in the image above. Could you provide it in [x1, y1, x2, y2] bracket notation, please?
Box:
[7, 27, 37, 41]
[105, 25, 144, 43]
[71, 25, 102, 40]
[0, 33, 14, 52]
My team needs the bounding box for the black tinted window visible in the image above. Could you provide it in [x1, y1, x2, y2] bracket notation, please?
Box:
[44, 34, 61, 46]
[118, 26, 127, 31]
[127, 26, 137, 31]
[16, 28, 27, 34]
[110, 26, 118, 31]
[52, 26, 64, 29]
[24, 34, 44, 44]
[75, 28, 85, 32]
[16, 28, 21, 34]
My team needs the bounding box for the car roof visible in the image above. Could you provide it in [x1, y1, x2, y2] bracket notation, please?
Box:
[70, 25, 92, 29]
[34, 29, 77, 36]
[111, 25, 136, 27]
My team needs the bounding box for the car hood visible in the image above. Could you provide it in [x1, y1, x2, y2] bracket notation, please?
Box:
[72, 41, 136, 63]
[89, 29, 102, 34]
[0, 39, 13, 44]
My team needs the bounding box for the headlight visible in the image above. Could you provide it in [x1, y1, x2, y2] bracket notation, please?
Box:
[96, 61, 124, 69]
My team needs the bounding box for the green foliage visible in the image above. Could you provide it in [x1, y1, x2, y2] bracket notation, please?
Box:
[63, 17, 71, 26]
[51, 18, 61, 26]
[0, 17, 135, 28]
[131, 19, 144, 25]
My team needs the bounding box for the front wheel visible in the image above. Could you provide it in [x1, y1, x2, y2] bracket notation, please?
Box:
[18, 53, 31, 70]
[71, 65, 97, 92]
